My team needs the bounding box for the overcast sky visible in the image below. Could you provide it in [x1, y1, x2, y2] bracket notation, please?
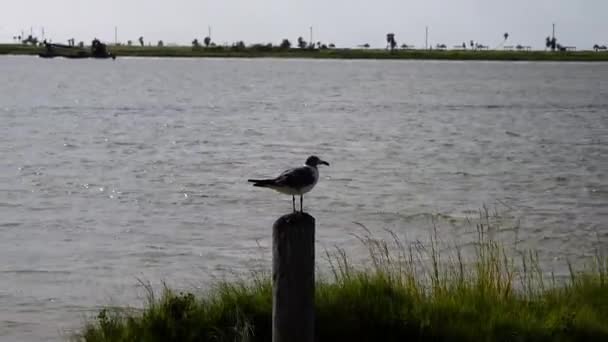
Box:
[1, 0, 606, 49]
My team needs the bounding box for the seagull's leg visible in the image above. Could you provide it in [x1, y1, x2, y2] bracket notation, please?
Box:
[300, 194, 303, 213]
[292, 195, 296, 213]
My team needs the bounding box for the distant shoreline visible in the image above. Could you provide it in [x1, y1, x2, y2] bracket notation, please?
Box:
[2, 44, 608, 61]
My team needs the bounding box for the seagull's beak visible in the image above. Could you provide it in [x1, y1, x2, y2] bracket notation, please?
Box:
[320, 160, 330, 166]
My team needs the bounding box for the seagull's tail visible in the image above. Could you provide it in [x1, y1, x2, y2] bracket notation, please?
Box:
[248, 179, 276, 187]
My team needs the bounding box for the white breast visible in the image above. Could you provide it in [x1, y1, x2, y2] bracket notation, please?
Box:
[299, 166, 319, 194]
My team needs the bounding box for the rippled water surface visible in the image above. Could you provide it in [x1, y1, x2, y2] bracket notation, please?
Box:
[1, 56, 607, 341]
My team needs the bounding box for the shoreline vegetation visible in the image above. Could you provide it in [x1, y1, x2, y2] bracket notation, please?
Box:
[2, 44, 608, 61]
[78, 213, 608, 342]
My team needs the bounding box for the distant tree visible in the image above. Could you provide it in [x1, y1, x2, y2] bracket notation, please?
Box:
[328, 43, 335, 48]
[386, 33, 397, 51]
[127, 40, 132, 46]
[138, 36, 144, 47]
[192, 38, 200, 48]
[363, 43, 370, 48]
[470, 40, 475, 49]
[251, 43, 273, 51]
[297, 36, 307, 49]
[22, 35, 38, 45]
[280, 39, 291, 49]
[546, 36, 557, 51]
[462, 42, 466, 49]
[593, 44, 607, 51]
[504, 32, 509, 41]
[203, 36, 211, 47]
[157, 40, 164, 47]
[232, 41, 246, 50]
[78, 41, 84, 48]
[552, 37, 557, 51]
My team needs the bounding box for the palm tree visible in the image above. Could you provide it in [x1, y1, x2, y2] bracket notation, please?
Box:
[204, 36, 211, 47]
[280, 39, 291, 49]
[138, 36, 144, 47]
[504, 32, 509, 41]
[192, 38, 200, 48]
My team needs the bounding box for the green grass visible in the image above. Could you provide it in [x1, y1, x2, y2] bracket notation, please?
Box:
[3, 43, 608, 61]
[77, 212, 608, 342]
[0, 43, 43, 55]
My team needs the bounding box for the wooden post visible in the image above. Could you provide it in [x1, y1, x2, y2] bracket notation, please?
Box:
[272, 212, 315, 342]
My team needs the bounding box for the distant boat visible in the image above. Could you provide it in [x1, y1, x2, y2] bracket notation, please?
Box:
[38, 39, 115, 59]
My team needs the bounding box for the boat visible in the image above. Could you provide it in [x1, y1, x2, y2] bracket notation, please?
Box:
[38, 39, 116, 59]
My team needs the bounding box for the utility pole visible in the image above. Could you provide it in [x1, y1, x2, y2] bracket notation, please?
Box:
[310, 26, 313, 46]
[552, 23, 555, 40]
[425, 26, 428, 50]
[114, 26, 118, 45]
[208, 26, 211, 39]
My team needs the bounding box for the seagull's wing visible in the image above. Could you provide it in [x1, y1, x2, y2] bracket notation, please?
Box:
[274, 166, 315, 189]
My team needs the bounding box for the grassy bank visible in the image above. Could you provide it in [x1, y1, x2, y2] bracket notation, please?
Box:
[0, 43, 43, 55]
[78, 216, 608, 342]
[3, 43, 608, 61]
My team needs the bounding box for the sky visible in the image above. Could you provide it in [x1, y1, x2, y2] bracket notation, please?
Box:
[1, 0, 607, 49]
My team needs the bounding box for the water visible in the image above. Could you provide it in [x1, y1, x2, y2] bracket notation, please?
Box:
[1, 56, 607, 341]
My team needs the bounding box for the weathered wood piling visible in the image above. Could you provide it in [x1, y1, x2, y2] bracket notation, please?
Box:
[272, 212, 315, 342]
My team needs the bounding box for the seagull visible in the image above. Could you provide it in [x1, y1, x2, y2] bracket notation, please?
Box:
[248, 155, 329, 212]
